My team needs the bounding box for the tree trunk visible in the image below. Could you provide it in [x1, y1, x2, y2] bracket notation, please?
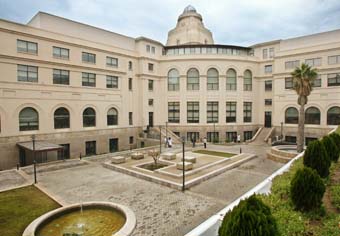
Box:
[297, 97, 306, 153]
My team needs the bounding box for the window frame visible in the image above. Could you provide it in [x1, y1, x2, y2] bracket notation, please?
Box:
[17, 39, 38, 54]
[207, 68, 219, 90]
[106, 56, 118, 67]
[82, 52, 96, 63]
[54, 107, 70, 129]
[17, 65, 38, 83]
[106, 75, 118, 89]
[82, 72, 96, 87]
[207, 101, 219, 123]
[53, 46, 69, 59]
[187, 101, 199, 123]
[226, 101, 236, 123]
[243, 102, 252, 123]
[168, 102, 180, 123]
[53, 69, 70, 85]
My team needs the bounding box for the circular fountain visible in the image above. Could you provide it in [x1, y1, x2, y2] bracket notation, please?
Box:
[23, 202, 136, 236]
[267, 145, 299, 163]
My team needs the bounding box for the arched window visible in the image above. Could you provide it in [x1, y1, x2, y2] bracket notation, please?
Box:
[305, 107, 320, 125]
[327, 106, 340, 125]
[285, 107, 298, 124]
[83, 108, 96, 127]
[107, 108, 118, 126]
[168, 69, 179, 91]
[207, 68, 219, 90]
[54, 107, 70, 129]
[226, 69, 237, 91]
[187, 68, 199, 90]
[19, 107, 39, 131]
[244, 70, 252, 91]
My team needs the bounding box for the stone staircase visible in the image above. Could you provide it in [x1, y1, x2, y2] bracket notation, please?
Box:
[251, 127, 273, 144]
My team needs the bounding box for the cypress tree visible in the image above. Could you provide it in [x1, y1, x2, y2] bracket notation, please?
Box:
[303, 140, 331, 178]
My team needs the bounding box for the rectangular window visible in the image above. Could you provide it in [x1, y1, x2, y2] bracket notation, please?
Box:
[285, 60, 300, 70]
[128, 61, 133, 71]
[265, 80, 272, 91]
[85, 141, 96, 156]
[244, 131, 253, 141]
[226, 132, 237, 142]
[57, 144, 70, 159]
[106, 56, 118, 67]
[269, 48, 274, 58]
[187, 132, 199, 142]
[129, 136, 134, 144]
[243, 102, 252, 123]
[207, 132, 219, 143]
[285, 77, 293, 89]
[106, 75, 118, 88]
[305, 58, 321, 67]
[146, 45, 150, 52]
[312, 75, 321, 88]
[148, 80, 154, 91]
[148, 63, 154, 71]
[53, 69, 69, 85]
[207, 102, 219, 123]
[17, 65, 38, 82]
[128, 78, 133, 90]
[82, 52, 96, 63]
[17, 39, 37, 54]
[148, 99, 154, 106]
[264, 65, 272, 74]
[168, 102, 180, 123]
[82, 72, 96, 87]
[285, 136, 296, 143]
[151, 46, 156, 54]
[265, 99, 272, 106]
[262, 48, 268, 59]
[328, 73, 340, 86]
[187, 102, 199, 123]
[328, 55, 340, 65]
[53, 46, 69, 59]
[226, 102, 236, 123]
[129, 112, 133, 125]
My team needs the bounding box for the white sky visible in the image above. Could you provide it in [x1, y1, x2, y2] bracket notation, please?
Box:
[0, 0, 340, 46]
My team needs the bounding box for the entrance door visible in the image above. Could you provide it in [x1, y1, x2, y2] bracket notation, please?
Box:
[148, 112, 154, 127]
[109, 138, 119, 153]
[19, 147, 26, 166]
[265, 111, 272, 128]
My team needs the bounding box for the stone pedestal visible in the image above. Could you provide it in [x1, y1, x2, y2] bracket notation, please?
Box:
[176, 161, 193, 170]
[181, 156, 196, 163]
[111, 156, 126, 164]
[161, 152, 176, 160]
[131, 152, 144, 160]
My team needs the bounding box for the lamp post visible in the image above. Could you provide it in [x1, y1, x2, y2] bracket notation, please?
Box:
[32, 134, 37, 184]
[165, 121, 168, 147]
[280, 122, 283, 140]
[181, 136, 185, 192]
[159, 125, 162, 154]
[213, 122, 216, 144]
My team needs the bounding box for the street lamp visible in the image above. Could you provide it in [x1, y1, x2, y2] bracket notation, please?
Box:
[181, 136, 185, 192]
[159, 125, 162, 154]
[280, 122, 283, 140]
[31, 134, 37, 184]
[213, 122, 216, 144]
[165, 121, 168, 147]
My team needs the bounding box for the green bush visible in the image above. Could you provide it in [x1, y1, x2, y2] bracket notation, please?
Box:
[290, 167, 325, 211]
[329, 133, 340, 161]
[322, 135, 339, 162]
[219, 195, 279, 236]
[303, 140, 331, 178]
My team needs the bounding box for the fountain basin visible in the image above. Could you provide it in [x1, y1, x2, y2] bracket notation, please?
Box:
[267, 145, 298, 163]
[23, 201, 136, 236]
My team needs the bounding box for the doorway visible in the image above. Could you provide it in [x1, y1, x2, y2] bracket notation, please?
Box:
[148, 112, 154, 127]
[265, 111, 272, 128]
[109, 138, 119, 153]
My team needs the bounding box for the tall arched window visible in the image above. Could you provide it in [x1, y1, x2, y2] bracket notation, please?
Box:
[107, 108, 118, 126]
[285, 107, 298, 124]
[19, 107, 39, 131]
[83, 108, 96, 127]
[305, 107, 320, 125]
[226, 69, 237, 91]
[243, 70, 252, 91]
[327, 106, 340, 125]
[168, 69, 180, 91]
[54, 107, 70, 129]
[187, 68, 199, 90]
[207, 68, 219, 90]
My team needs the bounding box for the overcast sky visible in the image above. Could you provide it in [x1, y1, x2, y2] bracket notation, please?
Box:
[1, 0, 340, 46]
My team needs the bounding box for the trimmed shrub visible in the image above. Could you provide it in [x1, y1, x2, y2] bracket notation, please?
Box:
[218, 195, 279, 236]
[329, 133, 340, 161]
[303, 140, 331, 178]
[290, 167, 325, 211]
[322, 135, 339, 162]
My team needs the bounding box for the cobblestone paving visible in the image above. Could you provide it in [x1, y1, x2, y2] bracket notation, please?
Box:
[0, 170, 29, 191]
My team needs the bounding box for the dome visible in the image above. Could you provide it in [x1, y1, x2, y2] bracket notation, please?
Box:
[183, 5, 196, 14]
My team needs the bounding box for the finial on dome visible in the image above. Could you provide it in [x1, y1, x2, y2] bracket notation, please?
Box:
[183, 5, 196, 13]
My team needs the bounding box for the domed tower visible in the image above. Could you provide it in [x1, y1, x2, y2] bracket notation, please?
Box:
[166, 5, 214, 46]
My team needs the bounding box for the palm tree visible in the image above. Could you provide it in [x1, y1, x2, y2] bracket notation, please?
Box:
[291, 63, 318, 153]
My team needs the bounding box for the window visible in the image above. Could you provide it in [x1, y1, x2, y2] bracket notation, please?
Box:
[109, 138, 119, 153]
[129, 136, 134, 144]
[285, 77, 293, 89]
[306, 137, 318, 146]
[85, 141, 96, 156]
[19, 107, 39, 131]
[17, 39, 37, 54]
[328, 55, 340, 65]
[168, 102, 180, 123]
[148, 63, 154, 71]
[263, 48, 268, 59]
[148, 80, 154, 91]
[285, 136, 297, 143]
[187, 102, 199, 123]
[207, 132, 219, 143]
[305, 107, 320, 125]
[107, 108, 118, 126]
[53, 69, 69, 85]
[226, 132, 237, 142]
[53, 46, 69, 59]
[265, 99, 272, 106]
[269, 48, 274, 58]
[207, 68, 219, 90]
[187, 132, 199, 142]
[128, 78, 133, 90]
[106, 57, 118, 67]
[151, 46, 156, 54]
[226, 102, 236, 123]
[285, 60, 300, 70]
[146, 45, 150, 52]
[265, 80, 272, 91]
[148, 99, 153, 106]
[327, 106, 340, 125]
[243, 102, 252, 123]
[54, 107, 70, 129]
[187, 68, 199, 90]
[57, 144, 70, 159]
[82, 72, 96, 87]
[244, 131, 253, 141]
[264, 65, 272, 74]
[243, 70, 252, 91]
[207, 102, 219, 123]
[327, 73, 340, 86]
[106, 75, 118, 88]
[17, 65, 38, 82]
[129, 112, 133, 125]
[285, 107, 298, 124]
[82, 52, 96, 63]
[305, 58, 321, 67]
[128, 61, 133, 71]
[83, 108, 96, 127]
[168, 69, 180, 91]
[226, 69, 237, 91]
[312, 75, 321, 87]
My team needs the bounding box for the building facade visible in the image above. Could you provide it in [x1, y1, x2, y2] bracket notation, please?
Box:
[0, 6, 340, 169]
